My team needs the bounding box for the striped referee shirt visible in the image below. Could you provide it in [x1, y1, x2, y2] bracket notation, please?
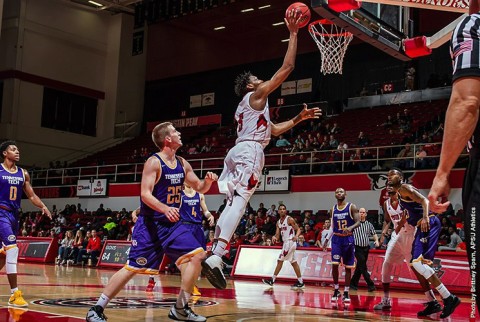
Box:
[353, 220, 377, 247]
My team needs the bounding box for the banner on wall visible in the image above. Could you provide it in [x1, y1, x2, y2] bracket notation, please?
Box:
[232, 246, 470, 294]
[256, 170, 289, 192]
[281, 81, 296, 96]
[146, 114, 222, 131]
[297, 78, 312, 93]
[77, 179, 108, 197]
[189, 94, 202, 108]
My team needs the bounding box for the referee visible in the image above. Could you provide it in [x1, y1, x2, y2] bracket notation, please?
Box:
[351, 207, 379, 292]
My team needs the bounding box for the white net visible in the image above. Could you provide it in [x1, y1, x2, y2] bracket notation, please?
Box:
[308, 20, 353, 75]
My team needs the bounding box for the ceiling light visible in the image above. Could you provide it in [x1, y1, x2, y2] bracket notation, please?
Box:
[272, 22, 285, 26]
[214, 26, 225, 30]
[241, 8, 254, 13]
[88, 0, 103, 6]
[258, 5, 271, 9]
[281, 38, 289, 42]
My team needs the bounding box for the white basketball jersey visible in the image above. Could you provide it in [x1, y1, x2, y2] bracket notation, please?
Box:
[385, 198, 403, 229]
[235, 92, 271, 148]
[278, 215, 295, 242]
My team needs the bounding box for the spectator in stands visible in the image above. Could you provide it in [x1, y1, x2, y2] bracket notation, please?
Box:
[316, 219, 331, 248]
[312, 136, 320, 149]
[318, 135, 329, 150]
[330, 122, 341, 134]
[266, 205, 277, 218]
[230, 232, 243, 259]
[304, 140, 315, 153]
[381, 228, 393, 249]
[255, 211, 265, 231]
[294, 134, 305, 146]
[77, 203, 84, 215]
[200, 138, 212, 153]
[205, 230, 215, 255]
[379, 115, 393, 128]
[52, 222, 62, 236]
[433, 123, 444, 136]
[96, 204, 105, 217]
[290, 154, 307, 175]
[303, 211, 315, 226]
[329, 135, 339, 149]
[140, 147, 149, 160]
[60, 204, 71, 216]
[337, 141, 348, 151]
[211, 136, 218, 149]
[438, 227, 463, 251]
[289, 141, 304, 155]
[401, 108, 413, 128]
[405, 66, 415, 91]
[130, 149, 139, 162]
[247, 228, 262, 244]
[275, 134, 291, 149]
[257, 203, 267, 216]
[357, 131, 369, 147]
[245, 219, 256, 239]
[259, 231, 271, 246]
[415, 145, 428, 169]
[57, 230, 74, 265]
[456, 241, 467, 252]
[70, 229, 87, 265]
[263, 215, 276, 237]
[439, 217, 452, 242]
[297, 235, 309, 247]
[306, 133, 315, 145]
[359, 149, 374, 171]
[103, 217, 117, 239]
[76, 229, 101, 266]
[394, 143, 414, 169]
[304, 224, 316, 245]
[245, 202, 254, 216]
[348, 148, 362, 171]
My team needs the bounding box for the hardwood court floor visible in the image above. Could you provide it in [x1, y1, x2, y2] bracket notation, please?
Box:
[0, 263, 472, 321]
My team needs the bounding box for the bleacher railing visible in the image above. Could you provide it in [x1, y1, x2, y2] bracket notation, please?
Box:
[30, 142, 468, 187]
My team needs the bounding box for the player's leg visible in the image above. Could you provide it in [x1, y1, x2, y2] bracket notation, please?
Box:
[285, 243, 303, 289]
[291, 261, 304, 289]
[263, 259, 284, 286]
[349, 245, 362, 290]
[463, 156, 480, 318]
[331, 238, 342, 302]
[342, 240, 356, 303]
[0, 214, 26, 308]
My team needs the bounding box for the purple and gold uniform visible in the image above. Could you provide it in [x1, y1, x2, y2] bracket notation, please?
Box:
[177, 190, 206, 249]
[126, 155, 203, 274]
[0, 164, 24, 249]
[399, 191, 441, 263]
[330, 202, 356, 268]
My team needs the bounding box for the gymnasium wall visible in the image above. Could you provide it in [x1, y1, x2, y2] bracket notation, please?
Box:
[0, 0, 146, 167]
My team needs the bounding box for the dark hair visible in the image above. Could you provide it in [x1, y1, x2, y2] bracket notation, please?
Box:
[389, 167, 404, 179]
[234, 71, 253, 97]
[0, 140, 16, 155]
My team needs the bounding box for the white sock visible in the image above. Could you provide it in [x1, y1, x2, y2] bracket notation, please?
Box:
[212, 240, 228, 257]
[436, 284, 451, 299]
[176, 289, 190, 308]
[334, 284, 339, 290]
[344, 286, 350, 292]
[425, 289, 436, 302]
[10, 287, 18, 294]
[272, 275, 277, 282]
[96, 293, 110, 309]
[298, 277, 303, 284]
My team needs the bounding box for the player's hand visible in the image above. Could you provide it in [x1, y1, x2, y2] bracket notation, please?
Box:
[343, 226, 353, 233]
[272, 236, 278, 244]
[300, 103, 322, 121]
[419, 217, 430, 232]
[131, 208, 140, 223]
[428, 174, 451, 213]
[204, 171, 218, 183]
[292, 236, 298, 242]
[207, 215, 215, 227]
[165, 207, 180, 222]
[42, 206, 52, 220]
[284, 8, 301, 34]
[374, 240, 380, 248]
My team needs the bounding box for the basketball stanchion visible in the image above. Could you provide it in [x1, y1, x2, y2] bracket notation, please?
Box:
[327, 0, 361, 12]
[308, 19, 353, 75]
[403, 36, 432, 58]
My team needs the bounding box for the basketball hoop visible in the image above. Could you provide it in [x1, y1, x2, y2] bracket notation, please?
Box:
[308, 19, 353, 75]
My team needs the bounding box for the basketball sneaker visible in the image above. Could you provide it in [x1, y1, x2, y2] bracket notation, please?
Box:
[86, 305, 107, 322]
[146, 278, 156, 292]
[8, 290, 28, 307]
[417, 300, 442, 317]
[168, 304, 206, 322]
[440, 295, 461, 318]
[291, 281, 305, 289]
[373, 298, 392, 310]
[7, 307, 27, 322]
[262, 278, 274, 286]
[342, 291, 351, 303]
[331, 289, 341, 302]
[201, 255, 226, 289]
[191, 285, 201, 296]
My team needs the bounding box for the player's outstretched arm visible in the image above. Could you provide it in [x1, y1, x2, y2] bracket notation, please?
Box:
[271, 103, 322, 137]
[250, 10, 302, 109]
[23, 170, 51, 219]
[401, 184, 430, 232]
[200, 193, 215, 226]
[182, 158, 218, 194]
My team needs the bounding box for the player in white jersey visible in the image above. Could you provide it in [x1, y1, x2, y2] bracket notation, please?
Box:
[202, 9, 321, 290]
[374, 184, 416, 310]
[262, 204, 304, 289]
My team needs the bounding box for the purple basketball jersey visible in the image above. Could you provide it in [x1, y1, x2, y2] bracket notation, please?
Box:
[0, 165, 24, 211]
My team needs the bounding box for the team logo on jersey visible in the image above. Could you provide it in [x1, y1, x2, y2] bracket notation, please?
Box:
[31, 297, 217, 308]
[368, 172, 414, 191]
[333, 254, 340, 260]
[136, 257, 148, 266]
[257, 115, 268, 129]
[7, 235, 16, 242]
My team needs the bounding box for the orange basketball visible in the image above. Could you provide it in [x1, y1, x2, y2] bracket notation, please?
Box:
[285, 2, 311, 28]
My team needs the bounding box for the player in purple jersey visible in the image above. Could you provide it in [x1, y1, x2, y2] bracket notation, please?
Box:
[86, 123, 217, 322]
[323, 188, 360, 304]
[387, 169, 460, 318]
[0, 140, 52, 307]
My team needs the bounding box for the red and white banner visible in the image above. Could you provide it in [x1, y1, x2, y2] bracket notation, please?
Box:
[146, 114, 222, 132]
[232, 245, 470, 294]
[361, 0, 468, 13]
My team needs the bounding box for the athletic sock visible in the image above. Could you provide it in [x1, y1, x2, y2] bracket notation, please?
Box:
[298, 277, 303, 284]
[272, 275, 277, 282]
[176, 289, 190, 308]
[436, 284, 451, 299]
[212, 240, 228, 257]
[96, 293, 110, 309]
